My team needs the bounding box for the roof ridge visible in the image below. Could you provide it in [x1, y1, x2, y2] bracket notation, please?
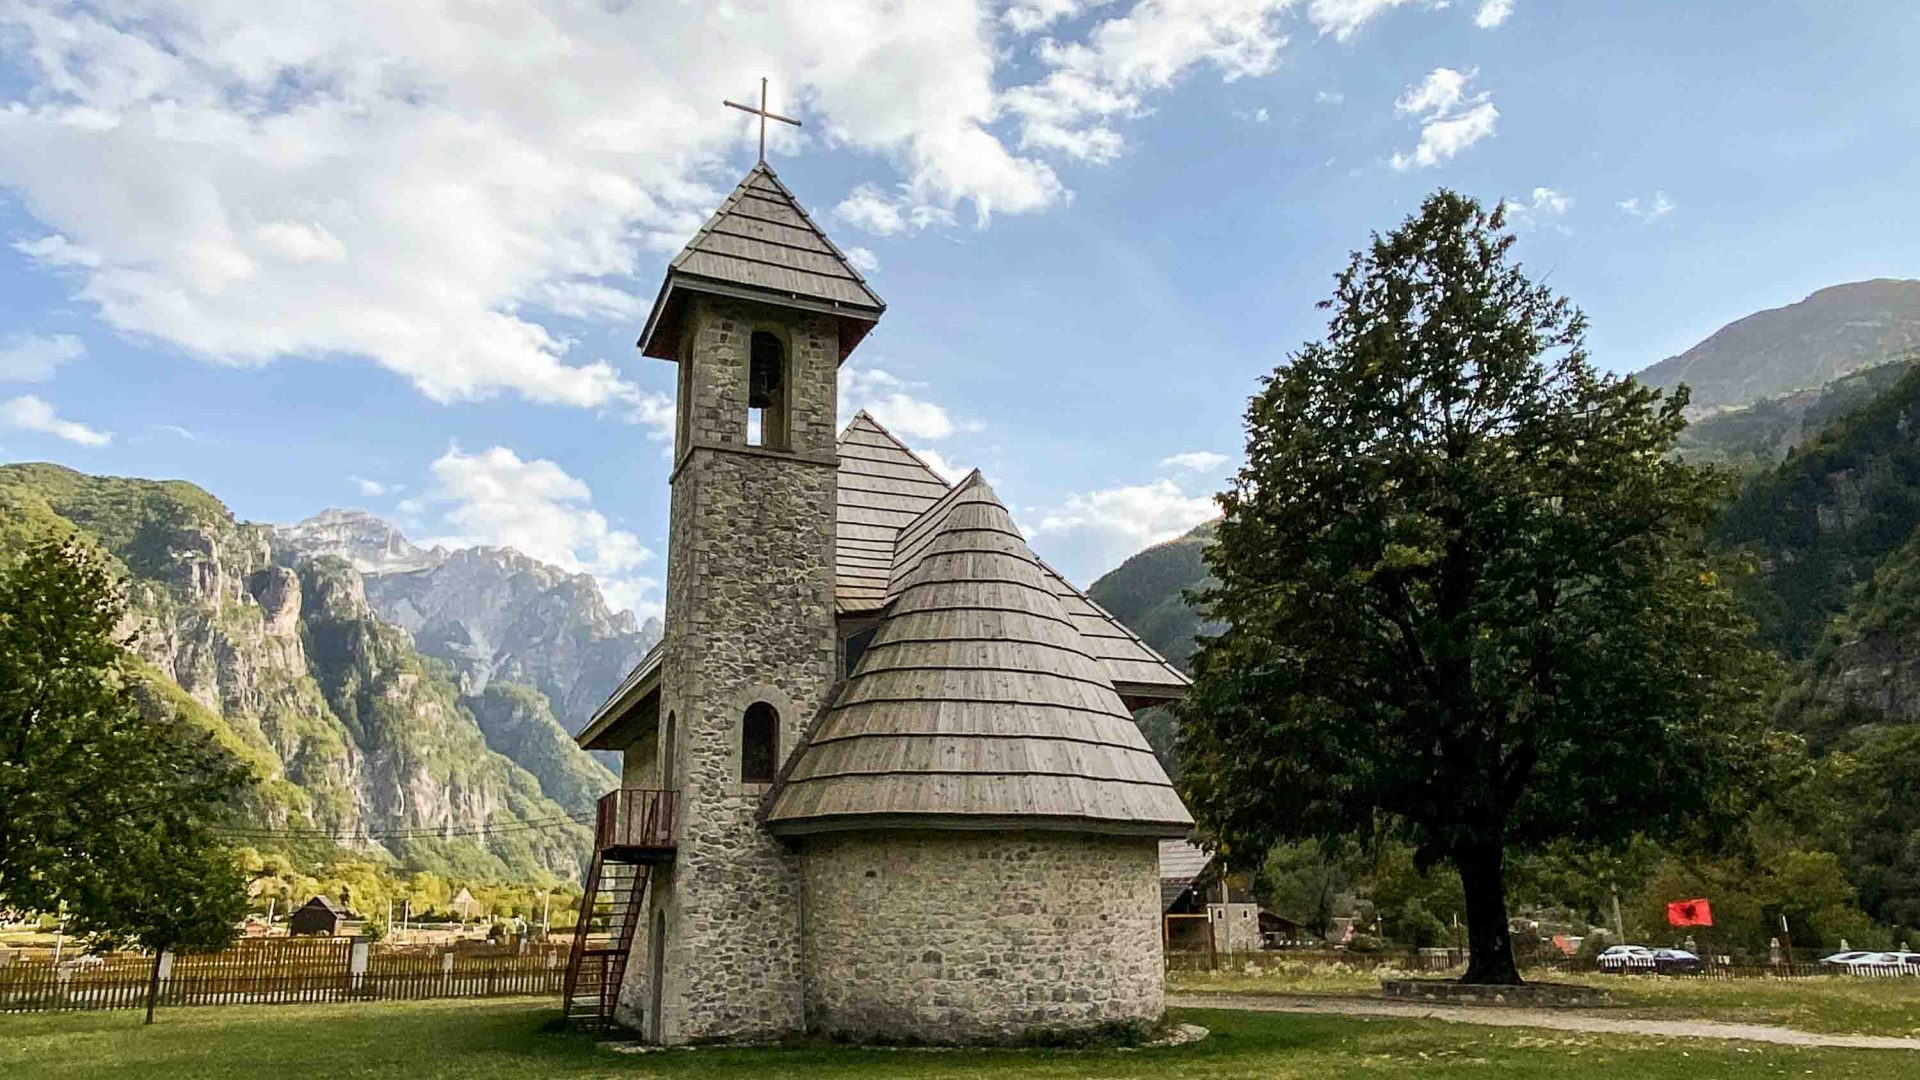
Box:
[838, 412, 959, 487]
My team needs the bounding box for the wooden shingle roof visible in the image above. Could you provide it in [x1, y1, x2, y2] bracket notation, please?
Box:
[1158, 839, 1214, 911]
[836, 413, 1190, 701]
[579, 414, 1191, 751]
[766, 474, 1193, 836]
[638, 164, 885, 363]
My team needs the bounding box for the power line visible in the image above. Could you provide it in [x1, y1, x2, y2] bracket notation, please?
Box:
[211, 811, 593, 843]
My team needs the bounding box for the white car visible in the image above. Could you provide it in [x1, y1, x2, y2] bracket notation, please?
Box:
[1596, 944, 1658, 971]
[1826, 951, 1920, 975]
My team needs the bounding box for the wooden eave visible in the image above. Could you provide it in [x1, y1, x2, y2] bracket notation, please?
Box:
[577, 643, 662, 751]
[637, 164, 884, 364]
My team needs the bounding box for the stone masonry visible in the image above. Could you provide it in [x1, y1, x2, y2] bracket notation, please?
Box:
[800, 831, 1166, 1042]
[621, 296, 842, 1043]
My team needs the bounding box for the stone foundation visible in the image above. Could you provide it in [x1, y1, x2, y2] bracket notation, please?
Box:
[799, 830, 1165, 1043]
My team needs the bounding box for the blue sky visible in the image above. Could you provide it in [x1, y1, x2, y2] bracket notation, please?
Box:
[1, 0, 1916, 620]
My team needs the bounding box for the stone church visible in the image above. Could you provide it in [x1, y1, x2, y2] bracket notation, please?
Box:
[569, 162, 1194, 1045]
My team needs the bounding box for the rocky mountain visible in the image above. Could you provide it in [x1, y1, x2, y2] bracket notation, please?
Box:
[0, 464, 602, 883]
[275, 509, 660, 741]
[1638, 279, 1920, 413]
[274, 507, 445, 573]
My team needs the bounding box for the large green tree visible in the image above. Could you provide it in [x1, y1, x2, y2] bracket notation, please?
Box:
[1180, 192, 1780, 984]
[0, 538, 250, 1017]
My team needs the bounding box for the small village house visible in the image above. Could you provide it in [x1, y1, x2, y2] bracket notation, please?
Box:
[287, 896, 364, 938]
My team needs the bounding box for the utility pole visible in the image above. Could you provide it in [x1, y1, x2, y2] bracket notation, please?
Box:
[541, 890, 551, 935]
[1610, 883, 1625, 941]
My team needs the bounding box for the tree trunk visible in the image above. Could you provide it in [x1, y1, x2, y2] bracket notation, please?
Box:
[1457, 842, 1522, 985]
[144, 949, 162, 1025]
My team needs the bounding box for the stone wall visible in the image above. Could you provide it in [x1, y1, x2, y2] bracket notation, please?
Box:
[622, 295, 842, 1043]
[800, 830, 1166, 1043]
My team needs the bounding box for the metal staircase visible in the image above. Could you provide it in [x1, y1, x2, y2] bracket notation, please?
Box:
[561, 788, 677, 1036]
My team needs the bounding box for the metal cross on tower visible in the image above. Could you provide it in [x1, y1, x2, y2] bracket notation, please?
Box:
[724, 77, 801, 164]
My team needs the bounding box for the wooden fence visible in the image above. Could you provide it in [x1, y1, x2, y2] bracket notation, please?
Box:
[0, 938, 568, 1013]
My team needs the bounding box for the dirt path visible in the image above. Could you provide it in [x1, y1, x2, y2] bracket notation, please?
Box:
[1168, 992, 1920, 1051]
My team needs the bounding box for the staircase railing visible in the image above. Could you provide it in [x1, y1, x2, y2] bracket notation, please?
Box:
[594, 788, 678, 851]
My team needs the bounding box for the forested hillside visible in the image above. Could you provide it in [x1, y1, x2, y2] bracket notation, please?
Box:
[1714, 365, 1920, 657]
[0, 464, 600, 887]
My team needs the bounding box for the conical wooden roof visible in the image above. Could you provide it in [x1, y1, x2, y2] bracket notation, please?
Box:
[833, 413, 1191, 700]
[639, 163, 884, 362]
[766, 473, 1193, 836]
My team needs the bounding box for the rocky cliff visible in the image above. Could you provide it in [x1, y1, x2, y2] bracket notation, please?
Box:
[0, 464, 593, 882]
[276, 510, 660, 739]
[1638, 279, 1920, 413]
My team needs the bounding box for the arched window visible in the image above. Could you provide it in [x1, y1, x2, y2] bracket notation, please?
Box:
[746, 331, 788, 449]
[741, 702, 779, 784]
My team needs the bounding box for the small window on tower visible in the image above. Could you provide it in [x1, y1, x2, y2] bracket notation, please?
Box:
[747, 331, 788, 449]
[741, 702, 779, 784]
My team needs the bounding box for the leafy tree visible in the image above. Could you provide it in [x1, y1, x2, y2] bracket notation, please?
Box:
[0, 538, 250, 1019]
[1179, 191, 1780, 984]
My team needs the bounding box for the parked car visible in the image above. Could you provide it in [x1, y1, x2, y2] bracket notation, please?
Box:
[1596, 944, 1658, 971]
[1650, 948, 1702, 973]
[1822, 951, 1920, 975]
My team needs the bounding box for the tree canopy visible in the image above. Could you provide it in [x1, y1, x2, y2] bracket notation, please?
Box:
[0, 538, 250, 964]
[1179, 191, 1781, 983]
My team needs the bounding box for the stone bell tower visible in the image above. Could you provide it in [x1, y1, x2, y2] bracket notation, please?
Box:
[628, 162, 885, 1043]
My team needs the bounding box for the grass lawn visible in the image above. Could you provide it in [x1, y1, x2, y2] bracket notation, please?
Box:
[1, 997, 1914, 1079]
[1170, 965, 1920, 1038]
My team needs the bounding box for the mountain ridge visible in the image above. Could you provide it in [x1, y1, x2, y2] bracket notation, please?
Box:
[1638, 278, 1920, 412]
[0, 463, 618, 883]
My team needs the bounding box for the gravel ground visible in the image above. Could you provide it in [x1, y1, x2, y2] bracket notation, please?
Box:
[1168, 993, 1920, 1051]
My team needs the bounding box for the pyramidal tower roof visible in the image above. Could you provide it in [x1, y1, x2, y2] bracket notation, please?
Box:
[766, 473, 1193, 837]
[638, 163, 885, 363]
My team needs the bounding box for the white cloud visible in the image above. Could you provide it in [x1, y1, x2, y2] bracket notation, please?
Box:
[835, 184, 911, 236]
[1501, 186, 1572, 232]
[1308, 0, 1424, 41]
[913, 447, 969, 484]
[1030, 477, 1216, 575]
[350, 476, 401, 497]
[845, 246, 881, 274]
[1474, 0, 1513, 28]
[1389, 67, 1497, 171]
[417, 445, 657, 619]
[840, 364, 974, 443]
[1002, 0, 1422, 168]
[1, 394, 112, 446]
[1394, 66, 1470, 116]
[0, 1, 1440, 415]
[1004, 0, 1107, 34]
[1315, 89, 1346, 104]
[0, 1, 1074, 416]
[1160, 449, 1230, 471]
[1248, 107, 1271, 123]
[0, 332, 85, 383]
[1618, 191, 1676, 223]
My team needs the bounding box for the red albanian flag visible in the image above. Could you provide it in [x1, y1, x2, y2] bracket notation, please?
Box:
[1667, 899, 1714, 927]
